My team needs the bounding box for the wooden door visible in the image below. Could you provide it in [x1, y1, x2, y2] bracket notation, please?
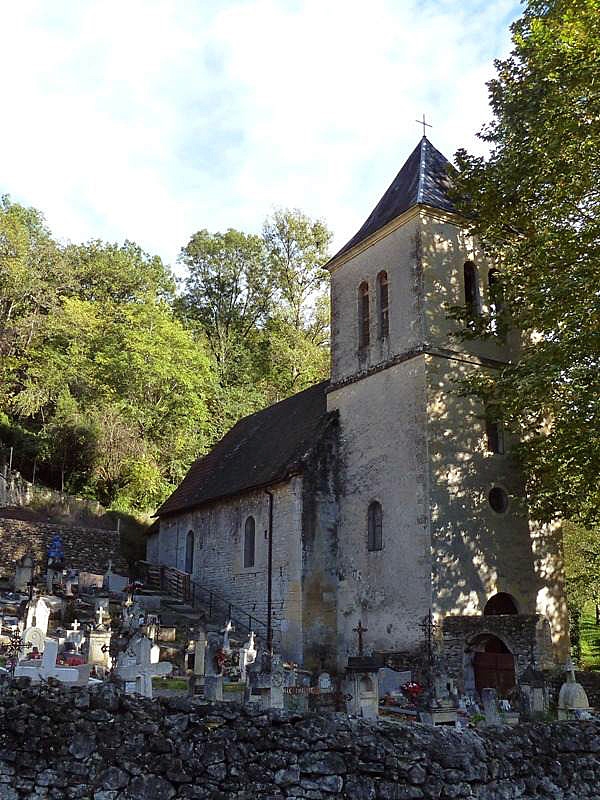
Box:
[474, 652, 516, 697]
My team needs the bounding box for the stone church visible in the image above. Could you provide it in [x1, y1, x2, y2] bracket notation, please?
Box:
[147, 136, 569, 694]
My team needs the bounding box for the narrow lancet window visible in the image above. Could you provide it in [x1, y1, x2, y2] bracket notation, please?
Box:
[486, 417, 505, 454]
[367, 501, 383, 551]
[185, 530, 194, 574]
[464, 262, 481, 319]
[488, 268, 503, 318]
[359, 281, 370, 348]
[244, 516, 256, 568]
[377, 271, 389, 338]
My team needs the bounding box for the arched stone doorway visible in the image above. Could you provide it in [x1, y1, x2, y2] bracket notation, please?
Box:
[484, 592, 519, 616]
[467, 633, 516, 698]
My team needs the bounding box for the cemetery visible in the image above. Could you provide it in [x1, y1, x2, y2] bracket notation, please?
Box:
[0, 538, 600, 797]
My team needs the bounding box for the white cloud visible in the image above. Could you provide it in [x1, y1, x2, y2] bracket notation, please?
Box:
[0, 0, 520, 268]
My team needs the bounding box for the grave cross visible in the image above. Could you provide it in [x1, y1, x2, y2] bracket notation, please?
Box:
[70, 619, 80, 633]
[415, 113, 432, 137]
[419, 609, 438, 669]
[353, 620, 368, 656]
[96, 607, 107, 628]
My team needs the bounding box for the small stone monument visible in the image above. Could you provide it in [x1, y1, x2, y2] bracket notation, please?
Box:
[204, 632, 224, 701]
[66, 619, 85, 652]
[14, 554, 35, 593]
[518, 664, 550, 717]
[21, 625, 46, 657]
[25, 595, 50, 637]
[115, 633, 172, 699]
[88, 607, 112, 672]
[481, 688, 501, 725]
[558, 659, 591, 720]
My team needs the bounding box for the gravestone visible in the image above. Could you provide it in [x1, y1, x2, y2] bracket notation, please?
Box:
[22, 626, 46, 657]
[15, 638, 90, 686]
[481, 688, 500, 725]
[25, 596, 50, 637]
[14, 554, 34, 593]
[115, 634, 171, 699]
[204, 675, 224, 701]
[345, 657, 381, 719]
[66, 619, 85, 652]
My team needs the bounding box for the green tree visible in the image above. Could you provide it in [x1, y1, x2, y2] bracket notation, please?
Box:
[452, 0, 600, 525]
[563, 521, 600, 624]
[179, 228, 273, 387]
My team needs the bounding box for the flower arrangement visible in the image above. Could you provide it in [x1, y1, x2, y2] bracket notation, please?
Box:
[401, 681, 424, 700]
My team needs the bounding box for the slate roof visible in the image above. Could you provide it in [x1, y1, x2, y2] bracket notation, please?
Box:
[330, 136, 456, 263]
[156, 380, 333, 517]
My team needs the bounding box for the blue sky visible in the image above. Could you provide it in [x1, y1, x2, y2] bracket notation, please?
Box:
[0, 0, 521, 269]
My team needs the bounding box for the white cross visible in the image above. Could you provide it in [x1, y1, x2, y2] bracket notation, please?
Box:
[70, 619, 80, 632]
[96, 607, 107, 627]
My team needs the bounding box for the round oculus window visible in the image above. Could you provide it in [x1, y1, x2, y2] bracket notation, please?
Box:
[489, 487, 509, 513]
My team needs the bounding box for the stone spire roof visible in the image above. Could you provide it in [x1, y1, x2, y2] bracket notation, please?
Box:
[330, 136, 456, 264]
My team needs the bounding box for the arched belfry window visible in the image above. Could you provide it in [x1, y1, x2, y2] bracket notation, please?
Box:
[358, 281, 370, 349]
[367, 501, 383, 551]
[464, 262, 481, 319]
[377, 271, 389, 338]
[185, 530, 194, 574]
[244, 516, 256, 568]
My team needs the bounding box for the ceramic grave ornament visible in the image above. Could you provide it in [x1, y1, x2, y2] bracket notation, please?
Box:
[21, 626, 46, 657]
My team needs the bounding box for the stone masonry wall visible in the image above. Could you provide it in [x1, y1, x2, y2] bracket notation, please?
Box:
[0, 519, 127, 577]
[2, 683, 600, 800]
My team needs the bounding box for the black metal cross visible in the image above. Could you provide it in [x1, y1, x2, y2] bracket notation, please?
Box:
[353, 620, 367, 656]
[419, 609, 438, 668]
[415, 114, 432, 137]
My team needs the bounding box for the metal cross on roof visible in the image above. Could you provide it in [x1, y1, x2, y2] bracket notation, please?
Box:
[415, 113, 432, 137]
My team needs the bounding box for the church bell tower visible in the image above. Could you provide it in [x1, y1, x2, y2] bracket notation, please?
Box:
[325, 135, 568, 680]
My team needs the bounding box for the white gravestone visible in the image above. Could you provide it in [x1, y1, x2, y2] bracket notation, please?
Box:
[66, 619, 85, 652]
[25, 596, 50, 637]
[15, 639, 90, 686]
[222, 620, 233, 654]
[115, 634, 171, 699]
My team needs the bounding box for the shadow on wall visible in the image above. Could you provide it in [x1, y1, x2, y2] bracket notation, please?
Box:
[417, 214, 567, 654]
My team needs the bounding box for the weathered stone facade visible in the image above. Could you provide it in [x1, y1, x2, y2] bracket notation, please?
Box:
[151, 137, 569, 688]
[1, 684, 600, 799]
[0, 518, 126, 577]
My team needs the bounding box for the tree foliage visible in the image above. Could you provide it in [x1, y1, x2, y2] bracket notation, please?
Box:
[452, 0, 600, 525]
[0, 197, 331, 513]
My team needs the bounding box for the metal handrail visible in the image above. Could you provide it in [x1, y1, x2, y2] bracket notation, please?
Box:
[137, 561, 269, 639]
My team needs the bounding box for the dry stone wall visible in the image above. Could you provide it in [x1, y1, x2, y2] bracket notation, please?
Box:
[1, 682, 600, 799]
[0, 519, 127, 577]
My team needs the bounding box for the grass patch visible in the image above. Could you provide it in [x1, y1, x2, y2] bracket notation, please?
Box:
[580, 603, 600, 670]
[151, 677, 188, 691]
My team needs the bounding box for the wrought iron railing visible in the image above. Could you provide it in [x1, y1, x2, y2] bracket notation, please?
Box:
[137, 561, 268, 640]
